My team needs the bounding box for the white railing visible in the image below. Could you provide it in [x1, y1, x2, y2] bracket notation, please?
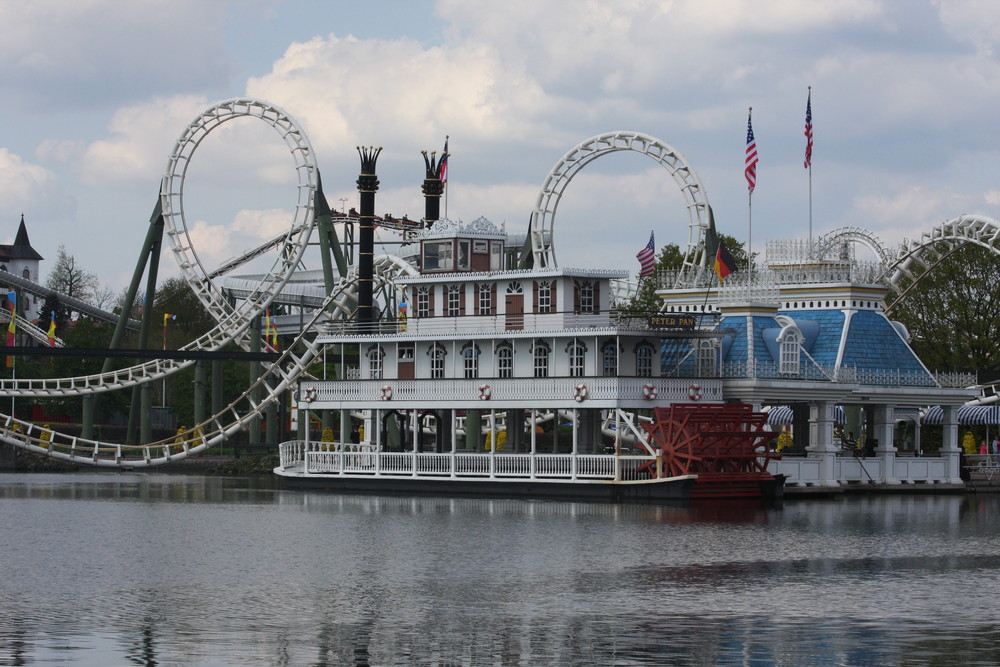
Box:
[279, 441, 657, 482]
[299, 376, 724, 404]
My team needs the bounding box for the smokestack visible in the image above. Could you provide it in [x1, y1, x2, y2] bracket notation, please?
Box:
[356, 146, 381, 326]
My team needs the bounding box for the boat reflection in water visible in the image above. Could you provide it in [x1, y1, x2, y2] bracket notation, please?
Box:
[1, 473, 998, 666]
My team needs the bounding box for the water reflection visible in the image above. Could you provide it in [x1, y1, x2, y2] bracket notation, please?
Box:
[0, 473, 998, 666]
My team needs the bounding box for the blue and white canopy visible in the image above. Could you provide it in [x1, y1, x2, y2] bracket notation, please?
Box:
[766, 405, 846, 425]
[921, 405, 1000, 425]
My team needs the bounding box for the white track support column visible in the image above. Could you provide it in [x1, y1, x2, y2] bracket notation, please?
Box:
[807, 400, 839, 487]
[873, 405, 899, 485]
[571, 407, 578, 480]
[941, 405, 962, 484]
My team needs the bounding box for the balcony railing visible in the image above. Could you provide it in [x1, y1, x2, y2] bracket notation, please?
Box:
[278, 441, 658, 482]
[299, 376, 724, 405]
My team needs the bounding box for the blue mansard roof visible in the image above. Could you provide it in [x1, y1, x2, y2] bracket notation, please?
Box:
[662, 306, 935, 386]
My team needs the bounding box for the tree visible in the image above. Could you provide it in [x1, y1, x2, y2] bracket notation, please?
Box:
[889, 242, 1000, 375]
[619, 234, 750, 315]
[46, 245, 101, 303]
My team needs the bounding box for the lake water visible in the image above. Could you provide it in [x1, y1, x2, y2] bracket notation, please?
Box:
[0, 472, 998, 666]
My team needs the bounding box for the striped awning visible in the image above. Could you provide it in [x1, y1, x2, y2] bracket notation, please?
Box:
[766, 405, 846, 425]
[921, 405, 1000, 425]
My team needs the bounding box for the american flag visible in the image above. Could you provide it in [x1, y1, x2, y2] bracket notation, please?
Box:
[804, 89, 813, 169]
[636, 231, 656, 277]
[438, 137, 449, 184]
[745, 111, 758, 194]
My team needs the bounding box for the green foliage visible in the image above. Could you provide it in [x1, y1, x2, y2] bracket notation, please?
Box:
[618, 234, 750, 315]
[45, 245, 101, 303]
[890, 243, 1000, 374]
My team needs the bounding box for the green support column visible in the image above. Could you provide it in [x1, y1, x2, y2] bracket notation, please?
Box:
[212, 359, 224, 417]
[265, 400, 278, 445]
[465, 409, 481, 451]
[87, 196, 166, 441]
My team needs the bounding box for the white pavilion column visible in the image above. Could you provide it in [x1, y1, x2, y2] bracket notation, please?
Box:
[806, 400, 839, 487]
[941, 404, 963, 484]
[873, 405, 899, 485]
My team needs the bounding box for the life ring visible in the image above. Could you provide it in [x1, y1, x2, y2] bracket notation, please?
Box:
[574, 384, 588, 402]
[302, 387, 317, 403]
[380, 385, 393, 401]
[642, 384, 658, 400]
[478, 384, 491, 400]
[688, 384, 702, 401]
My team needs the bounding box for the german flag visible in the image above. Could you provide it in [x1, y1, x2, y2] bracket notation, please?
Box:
[714, 241, 738, 281]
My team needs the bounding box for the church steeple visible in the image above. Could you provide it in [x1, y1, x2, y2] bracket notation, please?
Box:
[10, 214, 42, 261]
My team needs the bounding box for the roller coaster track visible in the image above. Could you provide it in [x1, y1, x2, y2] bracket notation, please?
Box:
[1, 97, 995, 463]
[0, 310, 63, 348]
[0, 269, 140, 330]
[882, 214, 1000, 313]
[529, 131, 711, 278]
[0, 252, 416, 465]
[0, 99, 326, 460]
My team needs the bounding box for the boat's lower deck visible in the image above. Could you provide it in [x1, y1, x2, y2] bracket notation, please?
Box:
[276, 442, 696, 501]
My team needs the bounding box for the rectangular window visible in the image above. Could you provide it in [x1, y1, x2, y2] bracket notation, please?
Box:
[697, 341, 716, 377]
[473, 240, 489, 253]
[490, 241, 503, 270]
[422, 241, 453, 271]
[636, 346, 653, 378]
[458, 240, 470, 270]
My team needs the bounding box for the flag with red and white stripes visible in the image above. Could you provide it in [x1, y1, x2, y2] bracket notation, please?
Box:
[745, 111, 758, 194]
[804, 90, 813, 169]
[636, 232, 656, 278]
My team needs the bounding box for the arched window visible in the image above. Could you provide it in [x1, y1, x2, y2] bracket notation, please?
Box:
[22, 268, 30, 280]
[462, 343, 480, 379]
[778, 326, 803, 375]
[428, 343, 447, 379]
[566, 341, 587, 377]
[576, 280, 596, 313]
[532, 341, 550, 378]
[416, 286, 430, 317]
[635, 343, 654, 378]
[478, 283, 493, 315]
[536, 280, 552, 313]
[497, 344, 513, 378]
[366, 345, 384, 380]
[602, 341, 618, 377]
[447, 284, 462, 316]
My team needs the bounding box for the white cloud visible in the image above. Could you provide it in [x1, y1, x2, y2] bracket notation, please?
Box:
[935, 0, 1000, 56]
[0, 1, 233, 110]
[79, 96, 212, 186]
[0, 148, 59, 212]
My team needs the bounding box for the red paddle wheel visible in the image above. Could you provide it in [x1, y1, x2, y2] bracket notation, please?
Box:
[641, 404, 783, 499]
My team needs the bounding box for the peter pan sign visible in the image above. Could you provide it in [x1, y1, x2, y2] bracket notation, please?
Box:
[647, 314, 697, 330]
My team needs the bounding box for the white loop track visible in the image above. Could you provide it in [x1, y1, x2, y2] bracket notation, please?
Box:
[529, 131, 711, 279]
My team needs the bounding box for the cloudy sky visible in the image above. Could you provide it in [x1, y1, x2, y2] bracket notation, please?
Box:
[2, 0, 999, 292]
